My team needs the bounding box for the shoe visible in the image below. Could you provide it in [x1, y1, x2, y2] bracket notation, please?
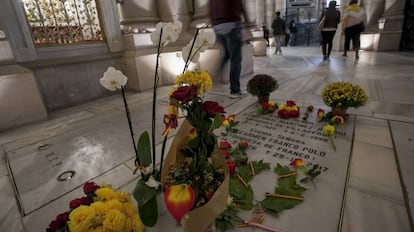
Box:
[342, 53, 347, 57]
[229, 91, 248, 99]
[323, 55, 327, 60]
[355, 53, 359, 59]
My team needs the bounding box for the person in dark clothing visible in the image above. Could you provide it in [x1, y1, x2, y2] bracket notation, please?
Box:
[319, 1, 340, 60]
[271, 11, 285, 55]
[262, 23, 270, 46]
[288, 19, 297, 46]
[209, 0, 248, 97]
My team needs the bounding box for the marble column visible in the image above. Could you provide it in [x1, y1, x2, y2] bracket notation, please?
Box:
[275, 0, 286, 17]
[256, 0, 266, 25]
[117, 0, 160, 33]
[265, 0, 275, 29]
[363, 0, 385, 28]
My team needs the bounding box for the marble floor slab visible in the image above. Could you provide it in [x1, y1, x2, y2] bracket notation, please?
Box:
[390, 121, 414, 224]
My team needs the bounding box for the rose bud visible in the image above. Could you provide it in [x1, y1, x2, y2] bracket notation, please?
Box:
[289, 158, 305, 168]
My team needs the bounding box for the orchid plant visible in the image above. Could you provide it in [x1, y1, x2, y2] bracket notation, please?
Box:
[99, 21, 216, 227]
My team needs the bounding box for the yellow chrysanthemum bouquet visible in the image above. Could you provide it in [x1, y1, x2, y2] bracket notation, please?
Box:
[47, 182, 144, 232]
[322, 82, 368, 110]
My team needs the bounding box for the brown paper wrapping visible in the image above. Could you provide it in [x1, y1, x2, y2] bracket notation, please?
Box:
[161, 120, 229, 232]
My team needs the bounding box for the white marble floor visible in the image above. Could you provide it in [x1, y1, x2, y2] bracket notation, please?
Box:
[1, 46, 414, 232]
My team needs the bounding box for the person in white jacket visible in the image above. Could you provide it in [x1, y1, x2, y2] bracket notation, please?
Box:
[342, 0, 365, 59]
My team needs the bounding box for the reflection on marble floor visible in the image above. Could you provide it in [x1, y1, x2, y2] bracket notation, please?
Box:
[1, 46, 414, 232]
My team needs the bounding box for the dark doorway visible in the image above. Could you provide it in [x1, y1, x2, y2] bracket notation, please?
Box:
[401, 0, 414, 51]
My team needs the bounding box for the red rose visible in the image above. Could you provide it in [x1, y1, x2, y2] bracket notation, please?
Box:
[170, 85, 197, 104]
[226, 161, 236, 175]
[238, 141, 249, 149]
[262, 102, 269, 110]
[219, 141, 232, 149]
[220, 149, 230, 159]
[69, 198, 83, 209]
[289, 109, 300, 117]
[202, 101, 225, 117]
[47, 212, 69, 232]
[278, 109, 290, 118]
[83, 181, 100, 195]
[81, 196, 93, 205]
[286, 100, 296, 106]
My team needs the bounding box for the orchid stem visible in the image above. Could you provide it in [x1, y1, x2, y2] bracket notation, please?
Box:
[121, 86, 140, 166]
[182, 28, 200, 74]
[152, 27, 163, 174]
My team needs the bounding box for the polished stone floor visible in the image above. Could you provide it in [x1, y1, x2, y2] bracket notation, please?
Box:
[1, 46, 414, 232]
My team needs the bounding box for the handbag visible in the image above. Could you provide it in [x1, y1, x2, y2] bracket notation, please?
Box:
[318, 16, 326, 31]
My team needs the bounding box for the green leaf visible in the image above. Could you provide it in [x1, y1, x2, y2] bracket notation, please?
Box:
[138, 194, 158, 227]
[215, 206, 241, 232]
[137, 131, 152, 166]
[229, 177, 254, 210]
[133, 179, 158, 227]
[252, 160, 271, 174]
[212, 113, 223, 129]
[133, 179, 157, 207]
[274, 163, 292, 176]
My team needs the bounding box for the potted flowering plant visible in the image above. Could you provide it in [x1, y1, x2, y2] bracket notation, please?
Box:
[321, 82, 368, 117]
[247, 74, 278, 104]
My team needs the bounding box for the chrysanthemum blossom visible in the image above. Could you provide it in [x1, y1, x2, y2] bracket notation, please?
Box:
[150, 21, 182, 47]
[100, 67, 128, 91]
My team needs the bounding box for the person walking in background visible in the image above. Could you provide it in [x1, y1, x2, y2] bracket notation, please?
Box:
[342, 0, 365, 59]
[288, 19, 297, 46]
[271, 11, 285, 55]
[209, 0, 248, 97]
[262, 23, 270, 46]
[319, 1, 340, 60]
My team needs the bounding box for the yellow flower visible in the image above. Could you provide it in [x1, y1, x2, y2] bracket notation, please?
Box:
[95, 187, 115, 202]
[131, 214, 145, 232]
[69, 205, 96, 232]
[278, 103, 286, 110]
[323, 125, 335, 137]
[102, 209, 126, 232]
[90, 202, 109, 218]
[175, 70, 213, 95]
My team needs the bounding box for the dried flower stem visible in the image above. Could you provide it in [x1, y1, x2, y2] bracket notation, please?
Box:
[243, 220, 283, 232]
[266, 192, 304, 201]
[236, 173, 249, 188]
[250, 162, 256, 176]
[278, 172, 297, 178]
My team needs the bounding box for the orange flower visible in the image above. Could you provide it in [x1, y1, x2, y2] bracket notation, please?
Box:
[164, 184, 195, 223]
[332, 116, 344, 124]
[289, 158, 304, 168]
[317, 109, 325, 118]
[227, 114, 235, 122]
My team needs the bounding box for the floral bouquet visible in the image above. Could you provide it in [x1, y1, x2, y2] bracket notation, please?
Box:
[277, 100, 300, 119]
[322, 82, 368, 110]
[46, 182, 144, 232]
[160, 69, 230, 231]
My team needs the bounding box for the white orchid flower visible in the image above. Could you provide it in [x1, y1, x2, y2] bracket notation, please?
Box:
[99, 67, 128, 91]
[181, 29, 215, 64]
[150, 21, 182, 47]
[145, 175, 160, 189]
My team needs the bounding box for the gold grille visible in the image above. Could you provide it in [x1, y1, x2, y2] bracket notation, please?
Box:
[22, 0, 105, 46]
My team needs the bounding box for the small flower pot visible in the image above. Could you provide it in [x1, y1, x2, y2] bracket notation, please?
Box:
[331, 107, 348, 118]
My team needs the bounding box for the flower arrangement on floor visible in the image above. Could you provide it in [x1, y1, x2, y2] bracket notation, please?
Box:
[47, 182, 144, 232]
[317, 109, 345, 151]
[277, 100, 300, 118]
[247, 74, 278, 104]
[99, 20, 217, 228]
[321, 82, 368, 117]
[257, 100, 277, 114]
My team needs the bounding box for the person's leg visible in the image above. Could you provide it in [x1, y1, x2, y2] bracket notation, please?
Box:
[353, 31, 361, 59]
[321, 32, 328, 59]
[274, 35, 281, 53]
[215, 33, 230, 70]
[290, 33, 296, 46]
[343, 28, 351, 56]
[327, 31, 336, 58]
[227, 26, 243, 94]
